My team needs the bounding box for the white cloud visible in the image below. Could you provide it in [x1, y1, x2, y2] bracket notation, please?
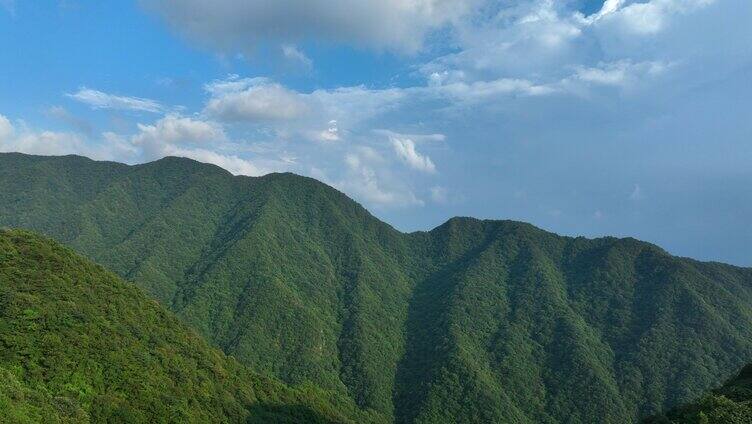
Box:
[67, 88, 164, 113]
[142, 0, 480, 53]
[590, 0, 625, 21]
[391, 137, 436, 173]
[7, 131, 88, 156]
[162, 145, 264, 176]
[0, 115, 13, 140]
[202, 75, 409, 146]
[337, 148, 423, 207]
[309, 85, 407, 128]
[282, 44, 313, 69]
[426, 1, 584, 80]
[0, 115, 94, 158]
[421, 0, 714, 91]
[375, 129, 446, 143]
[570, 60, 669, 87]
[124, 114, 287, 176]
[131, 114, 226, 160]
[596, 0, 715, 35]
[204, 76, 309, 122]
[200, 72, 559, 143]
[316, 120, 340, 142]
[430, 77, 557, 99]
[0, 115, 73, 157]
[134, 115, 225, 146]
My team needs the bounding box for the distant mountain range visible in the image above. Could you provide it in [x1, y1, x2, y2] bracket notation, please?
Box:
[2, 152, 752, 423]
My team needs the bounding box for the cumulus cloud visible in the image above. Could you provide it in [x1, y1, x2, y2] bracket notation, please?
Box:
[134, 115, 225, 146]
[130, 114, 226, 161]
[125, 114, 292, 176]
[589, 0, 625, 21]
[204, 76, 309, 122]
[0, 115, 13, 140]
[202, 75, 409, 146]
[4, 131, 88, 156]
[67, 88, 164, 113]
[595, 0, 715, 35]
[201, 71, 559, 140]
[162, 145, 264, 176]
[338, 148, 423, 207]
[0, 114, 79, 156]
[316, 120, 340, 142]
[1, 110, 273, 177]
[425, 1, 584, 80]
[391, 137, 436, 173]
[142, 0, 479, 53]
[0, 114, 109, 159]
[421, 0, 715, 90]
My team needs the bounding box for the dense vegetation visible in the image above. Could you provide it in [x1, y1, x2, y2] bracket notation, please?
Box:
[645, 364, 752, 423]
[2, 152, 752, 423]
[0, 229, 365, 423]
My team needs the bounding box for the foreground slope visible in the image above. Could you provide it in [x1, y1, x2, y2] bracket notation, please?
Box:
[0, 229, 363, 423]
[645, 364, 752, 423]
[2, 152, 752, 423]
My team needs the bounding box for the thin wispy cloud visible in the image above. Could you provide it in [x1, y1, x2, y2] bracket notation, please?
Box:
[281, 44, 313, 69]
[67, 88, 164, 113]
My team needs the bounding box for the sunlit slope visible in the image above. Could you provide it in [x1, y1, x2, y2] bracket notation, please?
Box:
[0, 229, 364, 423]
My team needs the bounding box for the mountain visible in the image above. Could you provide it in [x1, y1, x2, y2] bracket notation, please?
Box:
[0, 228, 367, 423]
[645, 364, 752, 423]
[2, 152, 752, 423]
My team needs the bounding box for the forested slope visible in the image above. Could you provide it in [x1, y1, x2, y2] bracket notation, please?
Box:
[0, 229, 368, 423]
[645, 364, 752, 423]
[2, 152, 752, 423]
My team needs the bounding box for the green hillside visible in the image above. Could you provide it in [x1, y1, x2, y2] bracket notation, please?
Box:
[0, 228, 367, 423]
[645, 364, 752, 423]
[2, 152, 752, 423]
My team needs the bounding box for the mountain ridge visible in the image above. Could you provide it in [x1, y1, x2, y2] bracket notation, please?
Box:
[3, 152, 733, 261]
[2, 151, 752, 423]
[0, 152, 684, 247]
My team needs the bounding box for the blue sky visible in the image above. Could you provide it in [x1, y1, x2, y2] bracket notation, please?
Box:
[1, 0, 751, 265]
